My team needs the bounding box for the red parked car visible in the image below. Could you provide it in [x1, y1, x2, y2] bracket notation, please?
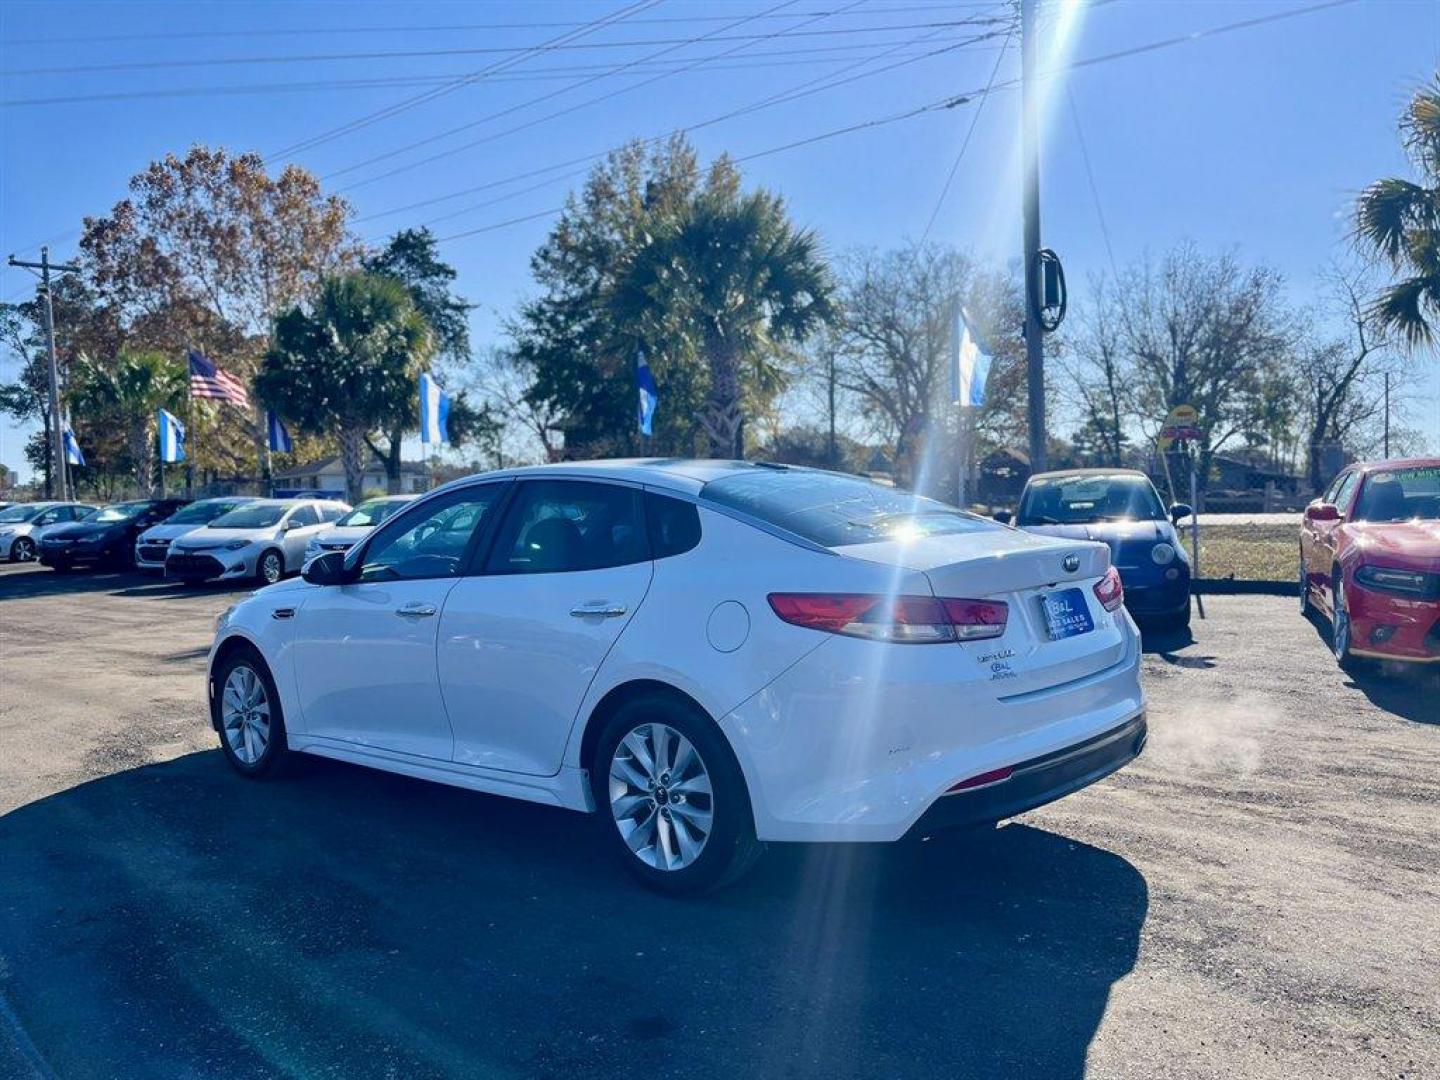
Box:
[1299, 458, 1440, 669]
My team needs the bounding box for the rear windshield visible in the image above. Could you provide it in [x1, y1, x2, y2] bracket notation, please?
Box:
[1353, 466, 1440, 522]
[209, 504, 287, 529]
[702, 469, 994, 548]
[336, 499, 409, 528]
[167, 499, 250, 525]
[1018, 474, 1165, 525]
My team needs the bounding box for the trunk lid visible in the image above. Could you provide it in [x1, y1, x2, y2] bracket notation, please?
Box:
[841, 529, 1127, 694]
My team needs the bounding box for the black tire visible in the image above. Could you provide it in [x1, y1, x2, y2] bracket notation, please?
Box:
[591, 692, 763, 895]
[47, 559, 72, 573]
[1298, 551, 1313, 616]
[212, 646, 290, 778]
[10, 537, 35, 563]
[1167, 601, 1193, 630]
[257, 549, 285, 585]
[1331, 568, 1365, 673]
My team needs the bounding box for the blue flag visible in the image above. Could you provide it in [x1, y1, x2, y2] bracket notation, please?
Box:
[419, 372, 450, 445]
[158, 408, 186, 463]
[63, 424, 85, 467]
[637, 347, 658, 437]
[949, 307, 994, 407]
[267, 410, 293, 454]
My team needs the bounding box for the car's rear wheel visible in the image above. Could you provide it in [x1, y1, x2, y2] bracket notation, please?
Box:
[10, 537, 35, 562]
[257, 550, 284, 585]
[213, 649, 289, 777]
[592, 694, 763, 895]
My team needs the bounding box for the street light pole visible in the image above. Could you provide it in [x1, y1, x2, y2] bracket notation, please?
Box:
[8, 247, 80, 501]
[1020, 0, 1047, 472]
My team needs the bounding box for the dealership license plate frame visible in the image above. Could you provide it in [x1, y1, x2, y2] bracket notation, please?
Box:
[1039, 587, 1095, 641]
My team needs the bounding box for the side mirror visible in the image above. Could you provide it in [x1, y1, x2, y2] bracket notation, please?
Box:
[992, 510, 1014, 525]
[1304, 502, 1341, 523]
[1170, 503, 1193, 524]
[302, 550, 349, 586]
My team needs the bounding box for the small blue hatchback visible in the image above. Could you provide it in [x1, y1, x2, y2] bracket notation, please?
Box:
[1005, 469, 1193, 627]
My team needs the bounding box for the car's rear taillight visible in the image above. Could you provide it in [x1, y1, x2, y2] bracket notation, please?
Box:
[1093, 566, 1124, 612]
[767, 593, 1008, 643]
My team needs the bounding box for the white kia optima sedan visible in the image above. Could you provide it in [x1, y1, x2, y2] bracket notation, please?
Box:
[208, 461, 1145, 893]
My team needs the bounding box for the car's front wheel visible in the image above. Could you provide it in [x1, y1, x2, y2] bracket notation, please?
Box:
[213, 648, 289, 777]
[1331, 571, 1364, 672]
[592, 694, 763, 895]
[10, 537, 35, 562]
[257, 550, 284, 585]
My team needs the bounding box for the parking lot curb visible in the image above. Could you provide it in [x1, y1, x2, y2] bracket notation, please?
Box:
[1194, 578, 1294, 596]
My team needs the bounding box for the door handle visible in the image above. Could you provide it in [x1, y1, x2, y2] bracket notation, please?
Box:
[570, 601, 628, 619]
[395, 602, 438, 618]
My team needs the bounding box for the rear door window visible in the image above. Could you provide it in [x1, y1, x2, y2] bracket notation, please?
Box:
[486, 480, 647, 574]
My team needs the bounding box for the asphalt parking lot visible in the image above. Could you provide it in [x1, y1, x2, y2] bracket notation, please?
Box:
[0, 562, 1436, 1080]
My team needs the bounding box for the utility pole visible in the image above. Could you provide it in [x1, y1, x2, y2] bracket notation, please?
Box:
[8, 247, 79, 501]
[1020, 0, 1047, 472]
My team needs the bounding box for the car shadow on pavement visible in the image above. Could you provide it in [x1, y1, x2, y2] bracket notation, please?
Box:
[1302, 610, 1440, 724]
[0, 751, 1148, 1080]
[0, 565, 255, 601]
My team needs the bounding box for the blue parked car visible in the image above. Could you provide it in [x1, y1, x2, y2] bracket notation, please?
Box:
[1001, 468, 1194, 628]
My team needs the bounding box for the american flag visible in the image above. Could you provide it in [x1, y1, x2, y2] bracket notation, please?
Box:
[188, 350, 250, 408]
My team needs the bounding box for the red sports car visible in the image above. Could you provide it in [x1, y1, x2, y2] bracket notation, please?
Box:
[1299, 458, 1440, 669]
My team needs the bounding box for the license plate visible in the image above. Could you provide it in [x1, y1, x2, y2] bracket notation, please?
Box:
[1039, 587, 1094, 640]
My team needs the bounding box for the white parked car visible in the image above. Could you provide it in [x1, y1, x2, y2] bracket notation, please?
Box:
[168, 498, 349, 585]
[134, 496, 259, 572]
[303, 494, 417, 565]
[208, 461, 1145, 893]
[0, 501, 98, 562]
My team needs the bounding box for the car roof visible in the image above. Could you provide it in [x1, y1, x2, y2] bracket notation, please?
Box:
[442, 458, 795, 497]
[1026, 468, 1151, 482]
[1351, 457, 1440, 473]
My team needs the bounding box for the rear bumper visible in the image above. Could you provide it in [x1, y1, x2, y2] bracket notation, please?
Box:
[908, 713, 1146, 835]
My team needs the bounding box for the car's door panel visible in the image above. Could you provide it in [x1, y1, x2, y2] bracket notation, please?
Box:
[438, 479, 653, 777]
[291, 485, 505, 760]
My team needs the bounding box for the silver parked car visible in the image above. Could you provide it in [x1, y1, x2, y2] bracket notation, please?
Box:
[165, 498, 349, 584]
[0, 502, 98, 562]
[134, 496, 259, 572]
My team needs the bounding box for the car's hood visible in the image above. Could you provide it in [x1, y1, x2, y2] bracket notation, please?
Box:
[1347, 520, 1440, 568]
[0, 521, 36, 537]
[310, 525, 371, 545]
[41, 520, 124, 541]
[1020, 520, 1173, 543]
[176, 527, 277, 550]
[139, 523, 208, 542]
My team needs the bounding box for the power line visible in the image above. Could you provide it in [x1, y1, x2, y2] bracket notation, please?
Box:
[3, 18, 1013, 77]
[325, 0, 842, 185]
[426, 0, 1364, 244]
[268, 0, 662, 162]
[919, 27, 1013, 244]
[349, 21, 1012, 203]
[1067, 87, 1118, 277]
[1, 39, 1009, 109]
[2, 5, 997, 46]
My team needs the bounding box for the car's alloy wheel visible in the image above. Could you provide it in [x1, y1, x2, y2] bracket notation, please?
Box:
[259, 551, 283, 585]
[593, 696, 763, 894]
[11, 537, 35, 562]
[221, 664, 272, 767]
[609, 722, 714, 872]
[1298, 554, 1311, 614]
[1332, 574, 1358, 669]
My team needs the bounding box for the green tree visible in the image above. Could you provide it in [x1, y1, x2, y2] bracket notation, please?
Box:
[257, 273, 432, 503]
[361, 228, 493, 490]
[612, 182, 834, 458]
[68, 350, 187, 495]
[1355, 75, 1440, 346]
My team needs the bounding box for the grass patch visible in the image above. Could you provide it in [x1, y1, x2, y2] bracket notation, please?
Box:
[1183, 523, 1295, 582]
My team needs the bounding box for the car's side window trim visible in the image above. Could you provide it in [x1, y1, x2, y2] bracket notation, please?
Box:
[479, 477, 651, 577]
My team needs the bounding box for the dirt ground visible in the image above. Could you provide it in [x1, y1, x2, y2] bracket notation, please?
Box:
[0, 563, 1436, 1080]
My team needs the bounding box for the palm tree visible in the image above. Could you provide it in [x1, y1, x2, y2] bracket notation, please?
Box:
[615, 187, 834, 458]
[1355, 75, 1440, 347]
[257, 272, 432, 503]
[70, 350, 186, 495]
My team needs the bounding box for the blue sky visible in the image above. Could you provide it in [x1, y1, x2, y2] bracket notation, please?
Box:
[2, 0, 1437, 479]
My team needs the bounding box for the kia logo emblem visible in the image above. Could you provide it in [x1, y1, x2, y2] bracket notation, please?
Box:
[1062, 553, 1081, 573]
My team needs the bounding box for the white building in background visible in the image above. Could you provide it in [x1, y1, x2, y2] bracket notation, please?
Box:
[270, 455, 431, 497]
